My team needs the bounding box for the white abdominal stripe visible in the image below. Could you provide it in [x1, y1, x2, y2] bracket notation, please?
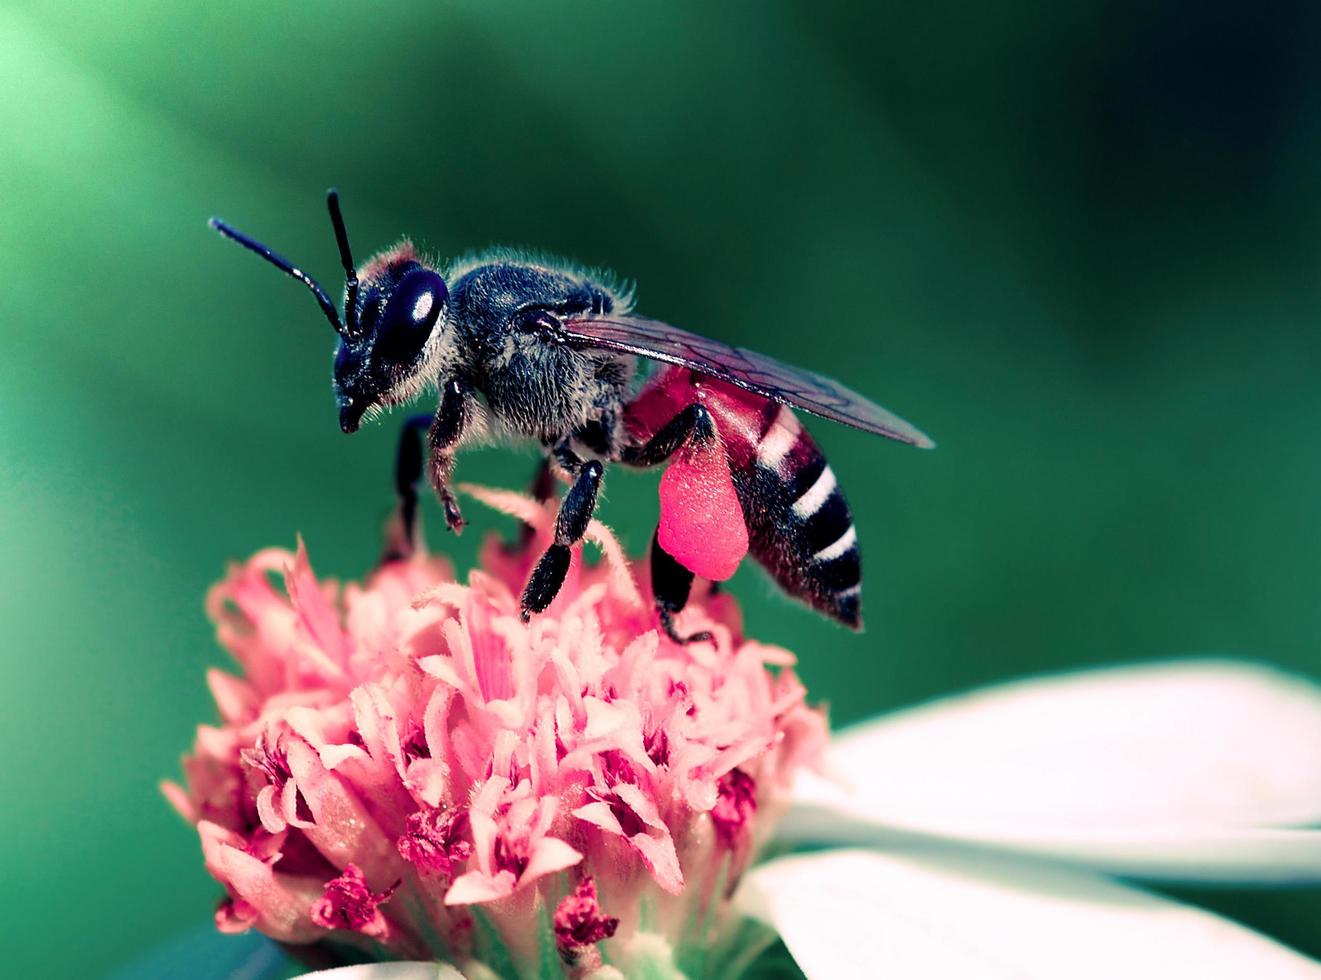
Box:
[814, 524, 858, 564]
[792, 465, 838, 519]
[794, 465, 860, 594]
[757, 407, 800, 470]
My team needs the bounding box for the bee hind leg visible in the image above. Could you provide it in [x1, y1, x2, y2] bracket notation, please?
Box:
[650, 527, 714, 645]
[620, 403, 715, 467]
[621, 403, 723, 644]
[520, 455, 604, 621]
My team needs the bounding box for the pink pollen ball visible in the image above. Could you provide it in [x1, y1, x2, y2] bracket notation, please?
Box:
[657, 439, 749, 581]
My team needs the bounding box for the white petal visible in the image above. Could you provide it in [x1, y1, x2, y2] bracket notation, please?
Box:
[780, 809, 1321, 883]
[294, 964, 466, 980]
[785, 660, 1321, 880]
[738, 848, 1321, 980]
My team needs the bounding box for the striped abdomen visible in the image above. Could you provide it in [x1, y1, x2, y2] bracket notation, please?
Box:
[625, 367, 863, 628]
[726, 402, 861, 628]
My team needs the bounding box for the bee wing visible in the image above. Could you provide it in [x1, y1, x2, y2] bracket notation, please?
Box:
[560, 315, 935, 448]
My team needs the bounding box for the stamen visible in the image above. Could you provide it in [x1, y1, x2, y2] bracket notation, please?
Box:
[554, 877, 619, 956]
[310, 864, 397, 936]
[711, 769, 758, 847]
[396, 807, 471, 878]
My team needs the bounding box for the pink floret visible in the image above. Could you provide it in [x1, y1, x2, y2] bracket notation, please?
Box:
[166, 487, 827, 973]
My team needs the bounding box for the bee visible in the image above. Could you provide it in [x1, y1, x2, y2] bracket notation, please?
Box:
[210, 191, 933, 641]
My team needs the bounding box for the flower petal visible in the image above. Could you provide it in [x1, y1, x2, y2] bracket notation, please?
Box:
[784, 661, 1321, 881]
[738, 849, 1321, 980]
[444, 868, 517, 905]
[197, 821, 325, 944]
[294, 963, 467, 979]
[285, 737, 400, 886]
[522, 836, 585, 884]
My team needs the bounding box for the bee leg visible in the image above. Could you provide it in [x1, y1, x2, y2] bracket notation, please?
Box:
[520, 457, 604, 622]
[427, 379, 472, 533]
[530, 456, 557, 502]
[650, 527, 714, 645]
[621, 404, 720, 644]
[620, 403, 715, 466]
[507, 458, 558, 554]
[381, 412, 435, 563]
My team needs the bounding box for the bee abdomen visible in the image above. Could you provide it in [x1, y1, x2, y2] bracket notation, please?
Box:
[730, 406, 862, 629]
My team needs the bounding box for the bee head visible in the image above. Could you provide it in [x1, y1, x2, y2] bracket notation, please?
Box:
[333, 245, 448, 433]
[210, 190, 449, 434]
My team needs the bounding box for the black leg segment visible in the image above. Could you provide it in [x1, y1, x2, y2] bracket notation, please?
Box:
[521, 544, 572, 616]
[507, 457, 559, 555]
[554, 460, 603, 545]
[650, 527, 713, 645]
[520, 460, 604, 620]
[529, 457, 557, 503]
[381, 412, 436, 563]
[428, 378, 472, 533]
[621, 403, 715, 467]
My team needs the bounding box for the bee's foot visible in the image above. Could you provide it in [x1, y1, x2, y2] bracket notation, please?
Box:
[379, 502, 419, 565]
[442, 497, 465, 534]
[658, 609, 713, 646]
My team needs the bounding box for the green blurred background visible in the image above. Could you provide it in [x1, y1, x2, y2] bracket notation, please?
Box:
[3, 0, 1321, 974]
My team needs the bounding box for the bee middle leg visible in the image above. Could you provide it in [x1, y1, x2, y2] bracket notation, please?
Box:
[505, 457, 559, 555]
[528, 456, 557, 502]
[519, 452, 604, 621]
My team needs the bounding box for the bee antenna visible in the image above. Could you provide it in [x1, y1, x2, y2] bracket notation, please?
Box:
[209, 215, 349, 337]
[326, 189, 360, 337]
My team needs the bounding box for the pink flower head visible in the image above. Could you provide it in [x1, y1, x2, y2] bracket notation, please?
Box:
[165, 486, 828, 975]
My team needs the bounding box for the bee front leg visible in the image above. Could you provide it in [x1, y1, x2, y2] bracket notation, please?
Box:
[381, 412, 436, 563]
[520, 453, 604, 622]
[427, 378, 472, 533]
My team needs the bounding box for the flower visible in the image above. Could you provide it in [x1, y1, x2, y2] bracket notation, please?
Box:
[166, 486, 1321, 979]
[164, 485, 828, 977]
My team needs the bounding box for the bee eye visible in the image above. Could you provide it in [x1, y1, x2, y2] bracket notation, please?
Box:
[376, 269, 447, 362]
